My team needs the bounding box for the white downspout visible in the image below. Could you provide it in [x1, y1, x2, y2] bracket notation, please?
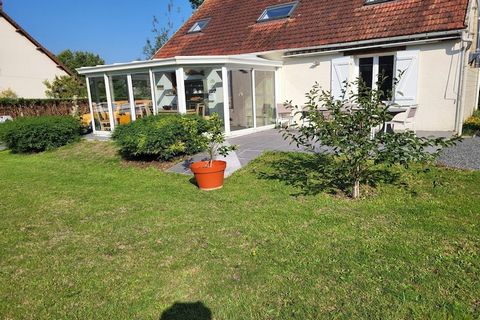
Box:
[455, 34, 467, 135]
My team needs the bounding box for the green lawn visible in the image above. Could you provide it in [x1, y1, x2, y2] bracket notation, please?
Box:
[0, 141, 479, 319]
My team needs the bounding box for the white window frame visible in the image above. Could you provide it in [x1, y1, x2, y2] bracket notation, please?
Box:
[356, 53, 396, 94]
[187, 18, 210, 33]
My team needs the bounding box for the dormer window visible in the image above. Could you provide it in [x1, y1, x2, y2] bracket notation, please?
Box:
[187, 18, 210, 33]
[257, 2, 298, 22]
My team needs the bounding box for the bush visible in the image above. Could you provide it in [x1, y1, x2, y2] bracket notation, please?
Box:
[0, 116, 81, 153]
[112, 114, 209, 161]
[463, 110, 480, 136]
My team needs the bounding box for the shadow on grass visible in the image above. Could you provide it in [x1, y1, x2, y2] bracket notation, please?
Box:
[159, 301, 212, 320]
[256, 152, 401, 197]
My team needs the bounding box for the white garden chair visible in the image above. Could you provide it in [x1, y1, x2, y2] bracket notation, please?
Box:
[276, 103, 294, 128]
[384, 104, 418, 133]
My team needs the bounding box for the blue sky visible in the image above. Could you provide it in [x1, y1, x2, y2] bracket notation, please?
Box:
[3, 0, 194, 64]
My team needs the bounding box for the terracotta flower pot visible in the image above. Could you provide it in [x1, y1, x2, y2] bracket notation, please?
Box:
[190, 160, 227, 191]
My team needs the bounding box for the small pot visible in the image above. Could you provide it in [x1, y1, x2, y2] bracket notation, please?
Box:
[190, 160, 227, 191]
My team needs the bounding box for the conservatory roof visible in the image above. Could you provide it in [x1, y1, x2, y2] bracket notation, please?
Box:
[76, 55, 282, 75]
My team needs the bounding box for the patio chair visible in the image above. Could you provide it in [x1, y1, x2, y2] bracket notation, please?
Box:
[276, 103, 294, 128]
[384, 104, 418, 133]
[196, 103, 206, 117]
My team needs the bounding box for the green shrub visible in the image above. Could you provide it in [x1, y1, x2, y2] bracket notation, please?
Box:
[0, 116, 81, 153]
[112, 114, 209, 161]
[463, 110, 480, 136]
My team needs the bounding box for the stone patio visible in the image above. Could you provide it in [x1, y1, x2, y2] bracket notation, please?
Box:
[167, 129, 473, 176]
[167, 130, 303, 176]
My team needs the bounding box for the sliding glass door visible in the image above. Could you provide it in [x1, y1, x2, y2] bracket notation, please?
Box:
[88, 77, 111, 132]
[228, 69, 254, 131]
[254, 70, 276, 127]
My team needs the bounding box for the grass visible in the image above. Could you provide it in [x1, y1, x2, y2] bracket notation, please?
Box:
[0, 141, 479, 319]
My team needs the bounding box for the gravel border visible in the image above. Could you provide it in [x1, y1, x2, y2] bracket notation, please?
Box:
[437, 137, 480, 170]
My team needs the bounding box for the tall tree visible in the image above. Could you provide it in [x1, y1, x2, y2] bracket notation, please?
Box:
[57, 50, 105, 76]
[189, 0, 204, 9]
[43, 50, 105, 99]
[143, 0, 178, 59]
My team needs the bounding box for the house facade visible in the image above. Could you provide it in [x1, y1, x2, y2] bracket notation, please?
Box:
[78, 0, 479, 135]
[0, 4, 71, 98]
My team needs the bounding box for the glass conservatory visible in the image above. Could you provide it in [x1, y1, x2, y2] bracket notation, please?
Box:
[77, 55, 282, 136]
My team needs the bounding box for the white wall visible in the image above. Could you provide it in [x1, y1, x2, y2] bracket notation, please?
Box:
[280, 54, 333, 107]
[0, 16, 68, 98]
[410, 40, 461, 131]
[280, 40, 465, 132]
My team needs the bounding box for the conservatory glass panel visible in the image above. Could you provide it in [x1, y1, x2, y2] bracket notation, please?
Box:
[88, 77, 110, 131]
[154, 71, 178, 113]
[184, 67, 224, 120]
[131, 73, 153, 119]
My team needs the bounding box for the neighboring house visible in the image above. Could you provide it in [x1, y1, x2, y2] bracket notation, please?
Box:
[78, 0, 479, 136]
[0, 3, 71, 98]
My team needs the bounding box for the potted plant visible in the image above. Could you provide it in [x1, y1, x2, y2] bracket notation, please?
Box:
[190, 113, 237, 191]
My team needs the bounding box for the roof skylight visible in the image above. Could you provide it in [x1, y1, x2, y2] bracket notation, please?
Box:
[258, 2, 298, 22]
[187, 18, 210, 33]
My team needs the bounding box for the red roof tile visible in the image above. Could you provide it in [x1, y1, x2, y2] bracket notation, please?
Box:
[154, 0, 469, 59]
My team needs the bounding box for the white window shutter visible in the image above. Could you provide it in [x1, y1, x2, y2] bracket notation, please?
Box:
[395, 50, 419, 105]
[331, 56, 351, 100]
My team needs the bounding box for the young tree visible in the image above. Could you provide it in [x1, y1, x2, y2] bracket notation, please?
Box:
[282, 79, 458, 199]
[43, 76, 86, 99]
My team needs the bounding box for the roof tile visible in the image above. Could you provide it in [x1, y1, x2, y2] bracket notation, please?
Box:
[155, 0, 469, 58]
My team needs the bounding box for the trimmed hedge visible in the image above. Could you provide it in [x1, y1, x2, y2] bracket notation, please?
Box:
[0, 116, 82, 153]
[0, 98, 89, 118]
[112, 114, 209, 161]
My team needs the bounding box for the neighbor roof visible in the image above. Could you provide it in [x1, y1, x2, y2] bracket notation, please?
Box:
[0, 8, 72, 75]
[154, 0, 469, 59]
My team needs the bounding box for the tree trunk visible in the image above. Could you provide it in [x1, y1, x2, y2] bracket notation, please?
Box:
[352, 179, 360, 199]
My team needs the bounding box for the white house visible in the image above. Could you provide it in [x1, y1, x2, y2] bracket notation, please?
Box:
[78, 0, 480, 136]
[0, 3, 71, 98]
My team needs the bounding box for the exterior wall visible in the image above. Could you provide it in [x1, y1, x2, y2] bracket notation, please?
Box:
[461, 0, 480, 123]
[409, 40, 461, 131]
[280, 39, 465, 132]
[280, 54, 333, 107]
[0, 16, 68, 98]
[461, 53, 479, 120]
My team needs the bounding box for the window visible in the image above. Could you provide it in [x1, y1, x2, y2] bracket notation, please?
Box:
[378, 56, 395, 100]
[364, 0, 393, 4]
[258, 2, 298, 22]
[187, 18, 210, 33]
[358, 55, 395, 100]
